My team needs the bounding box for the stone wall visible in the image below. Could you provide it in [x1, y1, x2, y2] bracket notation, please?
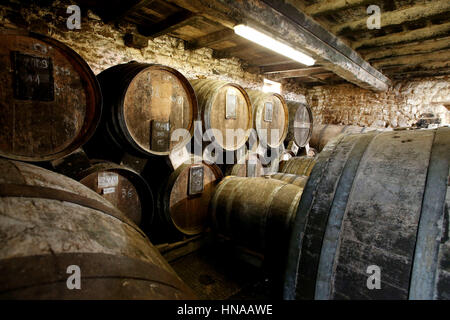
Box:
[1, 0, 448, 129]
[306, 76, 450, 128]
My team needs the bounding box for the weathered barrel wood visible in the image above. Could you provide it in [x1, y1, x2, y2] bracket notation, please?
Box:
[270, 173, 309, 188]
[284, 127, 450, 300]
[309, 124, 382, 152]
[247, 91, 289, 148]
[285, 101, 313, 148]
[190, 79, 252, 151]
[210, 176, 304, 293]
[85, 62, 197, 160]
[0, 30, 102, 162]
[77, 161, 154, 229]
[224, 153, 264, 177]
[0, 159, 194, 299]
[150, 161, 223, 239]
[279, 156, 316, 176]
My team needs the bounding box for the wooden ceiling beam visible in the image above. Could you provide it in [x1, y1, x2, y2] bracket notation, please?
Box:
[138, 9, 197, 37]
[305, 0, 372, 17]
[354, 21, 450, 50]
[371, 49, 450, 69]
[267, 67, 330, 79]
[360, 37, 450, 61]
[260, 63, 319, 74]
[186, 28, 235, 50]
[101, 0, 157, 22]
[334, 0, 450, 35]
[167, 0, 390, 91]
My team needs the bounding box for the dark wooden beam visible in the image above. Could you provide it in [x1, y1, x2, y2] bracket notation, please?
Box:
[186, 28, 235, 50]
[101, 0, 156, 22]
[305, 0, 372, 16]
[267, 67, 329, 79]
[371, 49, 450, 69]
[166, 0, 390, 91]
[260, 62, 313, 74]
[212, 43, 255, 59]
[138, 9, 196, 38]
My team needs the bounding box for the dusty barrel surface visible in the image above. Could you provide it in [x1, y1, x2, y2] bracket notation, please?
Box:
[279, 156, 316, 176]
[310, 124, 381, 152]
[284, 127, 450, 300]
[190, 79, 252, 151]
[210, 176, 304, 287]
[0, 159, 194, 299]
[85, 62, 197, 160]
[76, 161, 154, 229]
[270, 173, 309, 188]
[285, 101, 313, 148]
[151, 161, 223, 238]
[0, 30, 102, 162]
[247, 91, 289, 148]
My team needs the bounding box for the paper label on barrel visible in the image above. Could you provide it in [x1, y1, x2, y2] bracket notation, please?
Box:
[98, 172, 119, 188]
[102, 187, 116, 195]
[225, 92, 237, 119]
[188, 165, 204, 195]
[264, 102, 273, 122]
[12, 52, 54, 101]
[288, 141, 299, 154]
[150, 120, 170, 152]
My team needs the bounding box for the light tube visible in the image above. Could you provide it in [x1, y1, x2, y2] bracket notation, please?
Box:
[233, 24, 315, 66]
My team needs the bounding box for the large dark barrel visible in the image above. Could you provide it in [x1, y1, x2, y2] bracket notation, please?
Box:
[190, 79, 252, 151]
[310, 124, 382, 152]
[76, 161, 154, 230]
[0, 30, 102, 162]
[0, 159, 194, 299]
[270, 173, 309, 188]
[84, 62, 197, 160]
[285, 101, 313, 148]
[247, 91, 289, 148]
[149, 161, 223, 240]
[279, 156, 316, 176]
[210, 176, 304, 292]
[284, 127, 450, 300]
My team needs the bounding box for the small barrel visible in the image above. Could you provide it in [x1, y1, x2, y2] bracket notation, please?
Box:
[0, 30, 102, 162]
[285, 101, 313, 148]
[85, 62, 197, 160]
[210, 176, 304, 292]
[151, 161, 223, 239]
[190, 79, 252, 151]
[279, 156, 316, 176]
[0, 159, 194, 299]
[76, 161, 154, 229]
[310, 124, 381, 152]
[284, 127, 450, 300]
[247, 91, 289, 148]
[270, 173, 309, 188]
[224, 153, 263, 177]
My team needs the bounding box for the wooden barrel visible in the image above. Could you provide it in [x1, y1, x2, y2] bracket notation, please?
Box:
[270, 173, 309, 188]
[84, 62, 197, 160]
[210, 176, 304, 293]
[76, 161, 154, 230]
[150, 161, 223, 239]
[285, 101, 313, 148]
[279, 156, 316, 176]
[247, 91, 289, 148]
[0, 159, 194, 299]
[224, 153, 263, 177]
[0, 30, 102, 162]
[284, 127, 450, 300]
[310, 124, 381, 152]
[190, 79, 252, 151]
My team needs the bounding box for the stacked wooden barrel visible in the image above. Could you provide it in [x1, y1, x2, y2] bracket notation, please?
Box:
[0, 30, 102, 162]
[284, 127, 450, 300]
[285, 101, 313, 148]
[279, 156, 316, 176]
[190, 79, 252, 152]
[0, 159, 194, 299]
[84, 62, 198, 161]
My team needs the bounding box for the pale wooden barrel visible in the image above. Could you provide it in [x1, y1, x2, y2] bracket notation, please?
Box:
[279, 156, 316, 176]
[270, 173, 309, 188]
[0, 159, 194, 299]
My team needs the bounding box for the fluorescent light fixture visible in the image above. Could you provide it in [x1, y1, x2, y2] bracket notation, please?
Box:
[234, 24, 315, 66]
[263, 79, 281, 94]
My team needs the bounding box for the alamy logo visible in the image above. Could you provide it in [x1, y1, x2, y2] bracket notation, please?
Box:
[66, 265, 81, 290]
[367, 5, 381, 30]
[366, 265, 381, 290]
[66, 5, 81, 30]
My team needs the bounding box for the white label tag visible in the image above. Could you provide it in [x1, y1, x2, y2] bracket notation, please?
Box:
[102, 187, 115, 195]
[98, 172, 119, 188]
